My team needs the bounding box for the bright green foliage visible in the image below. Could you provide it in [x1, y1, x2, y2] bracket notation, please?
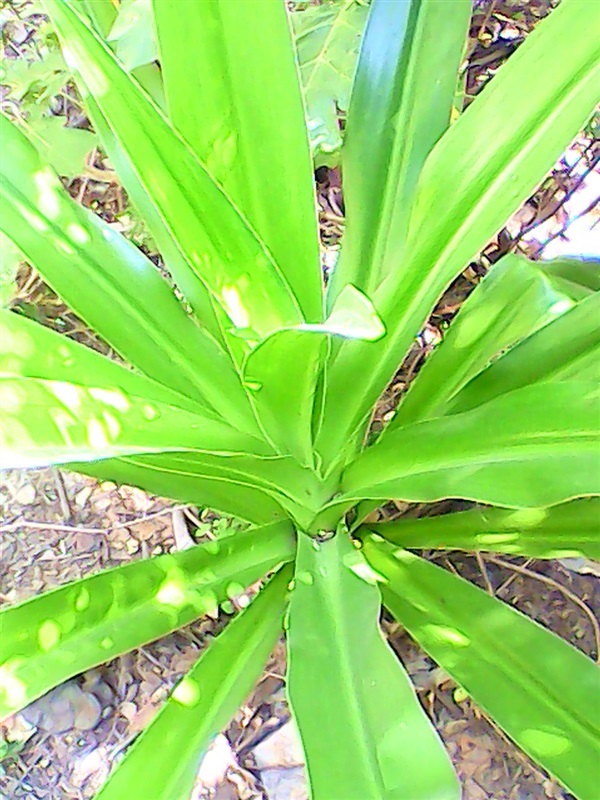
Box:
[362, 537, 600, 800]
[1, 1, 599, 798]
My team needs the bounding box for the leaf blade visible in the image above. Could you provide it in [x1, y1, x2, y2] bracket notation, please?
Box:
[287, 530, 459, 800]
[0, 523, 294, 718]
[362, 537, 600, 800]
[95, 565, 291, 800]
[369, 499, 600, 561]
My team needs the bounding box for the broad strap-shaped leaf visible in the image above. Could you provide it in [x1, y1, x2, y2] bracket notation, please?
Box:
[368, 498, 600, 561]
[287, 530, 459, 800]
[0, 375, 273, 470]
[153, 0, 323, 324]
[0, 310, 212, 416]
[95, 565, 291, 800]
[362, 537, 600, 800]
[312, 382, 600, 531]
[75, 455, 288, 526]
[291, 0, 369, 167]
[390, 254, 589, 428]
[328, 0, 471, 303]
[244, 285, 384, 466]
[0, 523, 295, 718]
[107, 0, 157, 70]
[541, 257, 600, 299]
[316, 0, 600, 467]
[43, 0, 303, 339]
[447, 290, 600, 413]
[73, 0, 116, 36]
[0, 116, 256, 432]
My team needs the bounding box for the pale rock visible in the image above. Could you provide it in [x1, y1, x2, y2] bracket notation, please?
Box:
[261, 767, 309, 800]
[253, 721, 305, 769]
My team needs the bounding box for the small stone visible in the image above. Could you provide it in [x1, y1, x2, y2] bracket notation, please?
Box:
[120, 701, 137, 721]
[13, 483, 36, 505]
[100, 481, 116, 492]
[75, 486, 93, 508]
[253, 721, 305, 769]
[260, 767, 308, 800]
[196, 734, 236, 789]
[151, 545, 163, 555]
[125, 539, 140, 554]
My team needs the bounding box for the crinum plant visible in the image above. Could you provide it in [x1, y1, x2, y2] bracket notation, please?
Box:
[1, 0, 599, 798]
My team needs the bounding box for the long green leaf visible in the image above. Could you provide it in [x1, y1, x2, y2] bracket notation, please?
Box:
[75, 455, 288, 526]
[291, 0, 369, 167]
[312, 382, 600, 531]
[43, 0, 303, 339]
[153, 0, 322, 324]
[316, 0, 600, 466]
[0, 310, 212, 416]
[541, 258, 600, 299]
[95, 564, 291, 800]
[0, 523, 294, 718]
[0, 116, 256, 431]
[287, 530, 459, 800]
[0, 375, 273, 469]
[73, 0, 117, 36]
[362, 537, 600, 800]
[328, 0, 470, 301]
[390, 254, 589, 428]
[368, 498, 600, 561]
[447, 291, 600, 413]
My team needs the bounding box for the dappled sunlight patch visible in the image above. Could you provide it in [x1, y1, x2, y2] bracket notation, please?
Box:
[226, 581, 245, 599]
[172, 676, 200, 708]
[48, 381, 82, 412]
[423, 624, 470, 648]
[38, 620, 61, 651]
[296, 570, 314, 586]
[86, 418, 110, 448]
[501, 507, 548, 529]
[221, 283, 251, 330]
[475, 532, 520, 546]
[66, 222, 90, 244]
[33, 169, 60, 219]
[156, 579, 188, 609]
[0, 659, 28, 713]
[342, 549, 385, 585]
[0, 383, 26, 413]
[521, 728, 572, 757]
[88, 388, 131, 412]
[548, 298, 574, 317]
[74, 587, 91, 612]
[99, 636, 114, 650]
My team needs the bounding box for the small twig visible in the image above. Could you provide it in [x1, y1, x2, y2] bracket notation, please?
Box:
[475, 551, 494, 596]
[0, 503, 191, 535]
[53, 469, 72, 522]
[487, 555, 600, 663]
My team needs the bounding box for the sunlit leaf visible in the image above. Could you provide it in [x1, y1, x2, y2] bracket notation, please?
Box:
[0, 116, 256, 431]
[95, 565, 291, 800]
[0, 523, 294, 718]
[328, 0, 470, 300]
[316, 0, 600, 467]
[447, 291, 600, 413]
[312, 382, 600, 531]
[390, 254, 589, 428]
[287, 530, 459, 800]
[43, 0, 303, 339]
[368, 498, 600, 560]
[362, 536, 600, 800]
[153, 0, 323, 325]
[107, 0, 157, 70]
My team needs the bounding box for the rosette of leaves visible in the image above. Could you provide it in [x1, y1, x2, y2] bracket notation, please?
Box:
[0, 1, 599, 799]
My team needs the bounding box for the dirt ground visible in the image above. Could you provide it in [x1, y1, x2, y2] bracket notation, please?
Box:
[1, 468, 598, 800]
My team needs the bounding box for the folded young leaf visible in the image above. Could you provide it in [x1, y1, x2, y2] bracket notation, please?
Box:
[390, 254, 588, 428]
[312, 382, 600, 531]
[95, 564, 291, 800]
[0, 116, 256, 431]
[43, 0, 303, 339]
[328, 0, 471, 300]
[287, 530, 459, 800]
[244, 285, 384, 466]
[153, 0, 323, 324]
[447, 291, 600, 413]
[316, 0, 600, 467]
[0, 376, 273, 470]
[368, 498, 600, 561]
[0, 523, 295, 718]
[291, 0, 369, 167]
[362, 537, 600, 800]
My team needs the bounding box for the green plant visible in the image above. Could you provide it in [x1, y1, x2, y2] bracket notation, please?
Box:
[1, 0, 599, 798]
